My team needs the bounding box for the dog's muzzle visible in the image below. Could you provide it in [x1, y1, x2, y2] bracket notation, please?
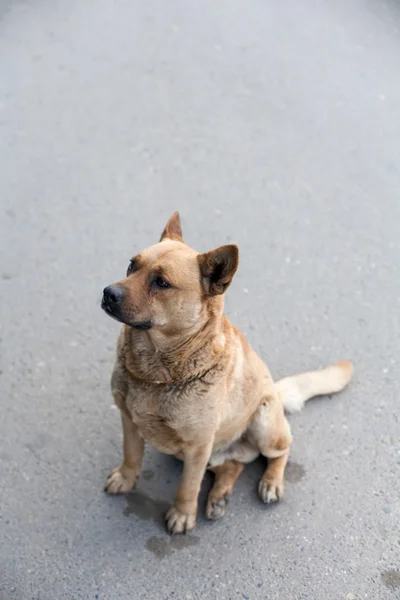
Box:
[101, 285, 152, 330]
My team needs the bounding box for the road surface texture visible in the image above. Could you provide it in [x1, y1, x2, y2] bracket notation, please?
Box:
[1, 1, 400, 599]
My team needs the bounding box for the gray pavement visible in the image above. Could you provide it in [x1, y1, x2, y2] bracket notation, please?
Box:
[1, 0, 400, 598]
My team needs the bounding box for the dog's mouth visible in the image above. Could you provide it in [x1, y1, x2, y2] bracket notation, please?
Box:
[101, 300, 152, 330]
[101, 300, 122, 322]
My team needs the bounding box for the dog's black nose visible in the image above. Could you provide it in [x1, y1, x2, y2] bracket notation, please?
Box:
[103, 285, 123, 306]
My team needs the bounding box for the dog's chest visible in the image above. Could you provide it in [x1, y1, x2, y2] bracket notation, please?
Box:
[125, 380, 213, 455]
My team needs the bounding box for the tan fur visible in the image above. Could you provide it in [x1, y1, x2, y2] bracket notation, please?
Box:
[102, 213, 353, 534]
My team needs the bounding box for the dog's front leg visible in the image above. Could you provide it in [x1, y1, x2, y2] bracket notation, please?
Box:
[166, 441, 213, 534]
[105, 409, 144, 494]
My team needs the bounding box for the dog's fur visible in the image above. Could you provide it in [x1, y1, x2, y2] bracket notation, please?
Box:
[102, 212, 353, 534]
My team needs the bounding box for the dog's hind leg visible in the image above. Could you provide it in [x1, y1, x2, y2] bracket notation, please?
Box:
[206, 460, 244, 520]
[258, 451, 290, 503]
[248, 393, 293, 504]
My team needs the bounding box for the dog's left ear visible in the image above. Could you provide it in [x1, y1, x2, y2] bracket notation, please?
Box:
[198, 245, 239, 296]
[160, 211, 183, 242]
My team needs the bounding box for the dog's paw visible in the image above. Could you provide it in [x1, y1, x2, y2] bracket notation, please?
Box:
[206, 493, 229, 520]
[166, 505, 196, 535]
[258, 477, 284, 504]
[104, 465, 137, 494]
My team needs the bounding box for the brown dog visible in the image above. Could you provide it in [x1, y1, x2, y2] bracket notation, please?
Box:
[101, 212, 352, 534]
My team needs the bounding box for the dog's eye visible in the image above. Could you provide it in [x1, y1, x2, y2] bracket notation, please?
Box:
[154, 276, 170, 289]
[127, 260, 135, 275]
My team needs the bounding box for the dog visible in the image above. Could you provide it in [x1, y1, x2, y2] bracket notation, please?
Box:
[101, 212, 352, 534]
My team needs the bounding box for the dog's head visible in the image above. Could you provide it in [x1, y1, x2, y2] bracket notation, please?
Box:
[101, 212, 239, 333]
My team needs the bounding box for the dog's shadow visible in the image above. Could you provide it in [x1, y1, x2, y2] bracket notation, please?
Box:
[121, 452, 302, 534]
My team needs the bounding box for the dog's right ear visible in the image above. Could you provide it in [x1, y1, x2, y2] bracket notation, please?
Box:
[198, 245, 239, 296]
[160, 211, 183, 242]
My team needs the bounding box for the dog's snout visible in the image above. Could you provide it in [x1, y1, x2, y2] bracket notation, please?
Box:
[103, 285, 123, 305]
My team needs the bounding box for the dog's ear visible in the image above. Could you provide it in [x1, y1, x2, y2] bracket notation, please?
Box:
[198, 245, 239, 296]
[160, 211, 183, 242]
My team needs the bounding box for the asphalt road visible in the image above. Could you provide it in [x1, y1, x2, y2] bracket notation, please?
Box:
[1, 1, 400, 599]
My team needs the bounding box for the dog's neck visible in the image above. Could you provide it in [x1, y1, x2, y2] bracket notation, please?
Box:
[121, 306, 229, 385]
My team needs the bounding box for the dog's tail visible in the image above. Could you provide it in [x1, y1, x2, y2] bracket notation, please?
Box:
[275, 360, 353, 413]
